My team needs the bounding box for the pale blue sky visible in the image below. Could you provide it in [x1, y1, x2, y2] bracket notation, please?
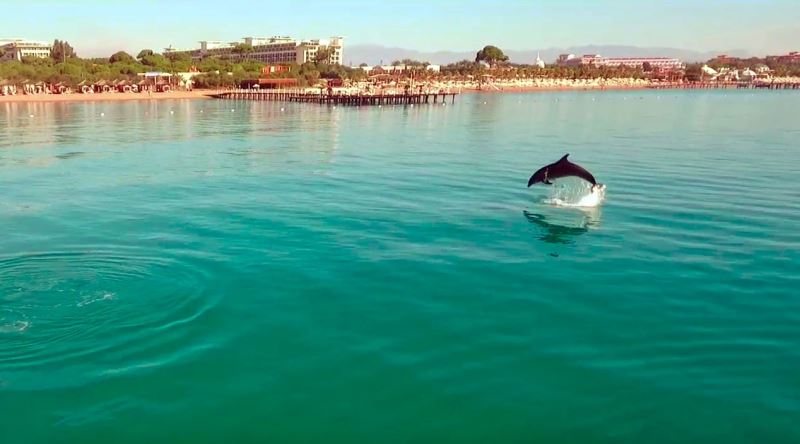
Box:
[2, 0, 798, 57]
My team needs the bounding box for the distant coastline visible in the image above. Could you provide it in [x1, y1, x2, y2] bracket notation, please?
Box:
[2, 77, 799, 105]
[0, 85, 648, 105]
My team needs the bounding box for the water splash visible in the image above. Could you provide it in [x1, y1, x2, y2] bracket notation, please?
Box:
[542, 179, 606, 208]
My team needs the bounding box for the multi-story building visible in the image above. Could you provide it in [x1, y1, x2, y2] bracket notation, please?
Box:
[775, 51, 800, 64]
[0, 39, 52, 61]
[165, 36, 344, 65]
[713, 54, 739, 65]
[602, 57, 684, 70]
[557, 53, 684, 70]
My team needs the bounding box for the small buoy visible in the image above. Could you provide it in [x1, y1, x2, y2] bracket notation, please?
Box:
[100, 112, 105, 117]
[280, 107, 284, 112]
[483, 101, 487, 104]
[170, 110, 174, 114]
[200, 110, 203, 113]
[231, 109, 235, 112]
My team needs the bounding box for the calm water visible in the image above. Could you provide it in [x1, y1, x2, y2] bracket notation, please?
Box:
[1, 91, 799, 443]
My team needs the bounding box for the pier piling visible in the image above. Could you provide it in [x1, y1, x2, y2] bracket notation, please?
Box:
[210, 89, 459, 106]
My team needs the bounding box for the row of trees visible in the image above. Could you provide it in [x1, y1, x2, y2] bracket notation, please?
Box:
[5, 40, 797, 89]
[437, 59, 648, 80]
[0, 50, 265, 87]
[0, 38, 369, 89]
[192, 59, 367, 88]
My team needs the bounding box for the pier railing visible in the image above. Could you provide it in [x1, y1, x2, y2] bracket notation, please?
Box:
[210, 89, 458, 106]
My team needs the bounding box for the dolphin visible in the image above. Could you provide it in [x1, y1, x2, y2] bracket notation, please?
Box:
[527, 154, 598, 188]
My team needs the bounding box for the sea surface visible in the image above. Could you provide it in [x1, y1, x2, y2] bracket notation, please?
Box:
[1, 91, 799, 443]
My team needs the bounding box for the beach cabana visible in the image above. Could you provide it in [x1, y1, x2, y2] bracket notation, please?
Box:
[0, 79, 18, 96]
[155, 80, 171, 93]
[77, 80, 93, 94]
[138, 72, 172, 93]
[93, 80, 112, 93]
[19, 79, 33, 94]
[53, 82, 71, 94]
[116, 80, 132, 93]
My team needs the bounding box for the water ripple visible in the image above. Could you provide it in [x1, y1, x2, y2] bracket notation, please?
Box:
[0, 247, 223, 390]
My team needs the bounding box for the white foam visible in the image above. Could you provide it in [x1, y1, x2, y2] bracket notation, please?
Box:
[543, 182, 606, 208]
[76, 292, 115, 307]
[0, 321, 29, 333]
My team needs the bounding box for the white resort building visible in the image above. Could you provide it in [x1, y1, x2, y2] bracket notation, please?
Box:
[0, 39, 52, 61]
[165, 36, 344, 65]
[556, 53, 685, 70]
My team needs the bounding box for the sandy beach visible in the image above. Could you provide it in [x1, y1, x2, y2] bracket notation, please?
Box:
[0, 84, 641, 104]
[2, 76, 798, 104]
[0, 89, 218, 104]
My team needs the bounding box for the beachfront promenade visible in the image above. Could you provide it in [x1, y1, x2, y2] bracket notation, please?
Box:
[211, 89, 458, 106]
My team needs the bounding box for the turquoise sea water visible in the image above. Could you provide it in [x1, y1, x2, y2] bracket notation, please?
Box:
[1, 91, 799, 443]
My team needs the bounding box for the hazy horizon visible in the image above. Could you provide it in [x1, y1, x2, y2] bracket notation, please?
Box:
[3, 0, 798, 58]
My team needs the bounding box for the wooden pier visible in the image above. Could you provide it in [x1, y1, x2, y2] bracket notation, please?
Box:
[211, 89, 458, 106]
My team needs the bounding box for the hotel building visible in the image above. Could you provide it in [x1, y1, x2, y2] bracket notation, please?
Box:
[165, 36, 344, 65]
[774, 51, 800, 64]
[0, 39, 52, 61]
[557, 54, 684, 70]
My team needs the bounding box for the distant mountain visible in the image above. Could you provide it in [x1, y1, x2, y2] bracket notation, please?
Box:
[343, 44, 750, 66]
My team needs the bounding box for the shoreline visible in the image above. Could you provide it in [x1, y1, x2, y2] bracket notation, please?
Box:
[0, 90, 217, 104]
[460, 84, 651, 93]
[2, 81, 798, 105]
[0, 87, 647, 104]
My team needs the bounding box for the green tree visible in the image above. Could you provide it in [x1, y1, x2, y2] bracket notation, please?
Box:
[232, 43, 254, 56]
[165, 52, 192, 72]
[443, 59, 482, 75]
[314, 47, 334, 64]
[684, 63, 702, 81]
[475, 45, 508, 66]
[141, 53, 170, 70]
[51, 39, 77, 62]
[137, 49, 154, 59]
[109, 51, 135, 64]
[166, 52, 189, 63]
[393, 58, 429, 67]
[198, 56, 226, 73]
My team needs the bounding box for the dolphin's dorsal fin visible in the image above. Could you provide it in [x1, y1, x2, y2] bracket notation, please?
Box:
[558, 154, 570, 163]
